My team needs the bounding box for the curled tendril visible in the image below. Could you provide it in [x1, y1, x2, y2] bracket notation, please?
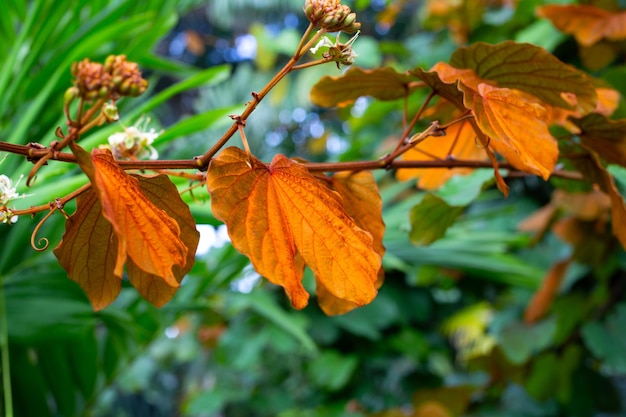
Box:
[30, 207, 57, 251]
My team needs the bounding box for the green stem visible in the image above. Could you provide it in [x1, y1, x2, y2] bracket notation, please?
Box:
[0, 272, 13, 417]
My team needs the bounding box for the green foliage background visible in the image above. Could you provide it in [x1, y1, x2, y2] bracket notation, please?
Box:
[1, 1, 626, 416]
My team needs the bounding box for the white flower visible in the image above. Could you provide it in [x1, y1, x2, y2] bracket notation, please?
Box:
[0, 174, 25, 206]
[0, 159, 26, 224]
[0, 208, 18, 224]
[107, 117, 160, 160]
[310, 36, 335, 54]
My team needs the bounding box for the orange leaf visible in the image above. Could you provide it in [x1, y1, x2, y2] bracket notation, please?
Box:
[330, 171, 386, 267]
[54, 175, 199, 310]
[397, 120, 487, 189]
[430, 61, 487, 91]
[207, 147, 380, 310]
[316, 171, 386, 315]
[125, 175, 200, 307]
[90, 149, 188, 285]
[524, 257, 571, 324]
[537, 5, 626, 47]
[53, 187, 120, 311]
[461, 83, 558, 179]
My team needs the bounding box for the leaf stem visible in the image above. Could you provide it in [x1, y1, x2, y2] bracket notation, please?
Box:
[195, 25, 326, 168]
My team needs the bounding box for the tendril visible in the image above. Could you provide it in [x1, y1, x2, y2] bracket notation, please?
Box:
[30, 207, 57, 251]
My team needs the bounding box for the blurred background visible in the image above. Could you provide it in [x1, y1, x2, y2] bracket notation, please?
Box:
[1, 1, 626, 416]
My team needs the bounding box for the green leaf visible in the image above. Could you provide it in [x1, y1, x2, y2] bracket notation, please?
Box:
[410, 194, 465, 245]
[10, 347, 53, 417]
[495, 317, 557, 364]
[155, 105, 243, 145]
[450, 41, 597, 112]
[581, 303, 626, 373]
[435, 169, 495, 206]
[310, 67, 416, 108]
[306, 350, 358, 391]
[243, 290, 317, 354]
[37, 342, 78, 416]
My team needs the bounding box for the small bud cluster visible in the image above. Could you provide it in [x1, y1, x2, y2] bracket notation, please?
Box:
[106, 117, 160, 160]
[304, 0, 360, 33]
[68, 55, 148, 102]
[104, 55, 149, 97]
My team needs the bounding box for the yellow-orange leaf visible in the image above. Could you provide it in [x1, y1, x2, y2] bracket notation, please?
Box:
[461, 83, 558, 179]
[207, 147, 380, 310]
[90, 149, 187, 285]
[430, 61, 487, 91]
[396, 120, 487, 189]
[125, 175, 200, 307]
[316, 171, 386, 315]
[537, 5, 626, 47]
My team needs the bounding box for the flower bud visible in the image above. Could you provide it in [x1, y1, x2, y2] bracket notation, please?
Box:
[103, 103, 120, 122]
[64, 87, 79, 104]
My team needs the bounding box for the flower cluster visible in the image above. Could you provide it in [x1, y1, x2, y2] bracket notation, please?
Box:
[310, 31, 359, 68]
[304, 0, 360, 33]
[106, 117, 160, 160]
[68, 55, 148, 102]
[0, 156, 26, 224]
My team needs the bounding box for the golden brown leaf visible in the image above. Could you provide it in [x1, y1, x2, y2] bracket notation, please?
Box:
[461, 83, 558, 179]
[572, 113, 626, 167]
[207, 147, 380, 310]
[54, 187, 120, 311]
[54, 175, 199, 310]
[524, 257, 571, 324]
[537, 5, 626, 47]
[90, 149, 188, 285]
[396, 120, 488, 189]
[310, 67, 416, 108]
[125, 175, 200, 307]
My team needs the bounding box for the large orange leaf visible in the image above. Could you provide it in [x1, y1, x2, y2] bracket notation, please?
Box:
[54, 175, 199, 310]
[537, 5, 626, 47]
[75, 147, 188, 286]
[310, 67, 416, 108]
[207, 147, 380, 310]
[461, 83, 558, 179]
[124, 175, 200, 307]
[316, 171, 386, 315]
[396, 120, 487, 189]
[448, 41, 597, 112]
